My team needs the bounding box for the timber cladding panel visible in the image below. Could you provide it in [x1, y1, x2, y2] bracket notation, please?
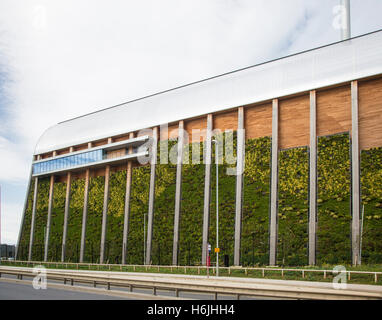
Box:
[244, 102, 272, 140]
[213, 109, 238, 133]
[359, 77, 382, 150]
[160, 123, 179, 141]
[279, 94, 310, 149]
[316, 84, 351, 137]
[185, 116, 207, 143]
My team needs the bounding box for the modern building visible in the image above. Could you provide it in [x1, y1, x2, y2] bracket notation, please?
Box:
[16, 30, 382, 267]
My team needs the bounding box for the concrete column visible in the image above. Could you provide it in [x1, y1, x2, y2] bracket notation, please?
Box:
[61, 171, 72, 262]
[100, 165, 111, 264]
[202, 114, 213, 265]
[234, 107, 245, 266]
[269, 99, 279, 266]
[122, 132, 135, 265]
[79, 168, 90, 263]
[145, 127, 158, 265]
[351, 81, 361, 265]
[44, 175, 55, 261]
[309, 90, 317, 266]
[15, 164, 33, 260]
[28, 177, 39, 261]
[172, 121, 185, 265]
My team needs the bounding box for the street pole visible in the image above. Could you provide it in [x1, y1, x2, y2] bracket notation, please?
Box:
[144, 211, 146, 265]
[213, 139, 219, 277]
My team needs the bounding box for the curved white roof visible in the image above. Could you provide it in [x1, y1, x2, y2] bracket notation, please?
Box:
[34, 30, 382, 155]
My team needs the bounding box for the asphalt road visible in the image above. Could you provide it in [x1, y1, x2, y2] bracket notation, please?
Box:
[0, 274, 273, 300]
[0, 280, 127, 300]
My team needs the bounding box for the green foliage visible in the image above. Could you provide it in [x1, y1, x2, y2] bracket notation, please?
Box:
[106, 170, 127, 264]
[126, 165, 151, 264]
[360, 147, 382, 263]
[17, 131, 382, 268]
[18, 179, 35, 260]
[278, 147, 309, 266]
[241, 137, 271, 266]
[317, 133, 351, 264]
[152, 139, 177, 265]
[66, 178, 85, 262]
[47, 181, 66, 261]
[84, 176, 105, 263]
[179, 141, 205, 266]
[31, 178, 50, 261]
[209, 131, 237, 266]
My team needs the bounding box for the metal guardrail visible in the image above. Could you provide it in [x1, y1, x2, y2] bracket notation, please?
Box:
[2, 260, 382, 283]
[1, 263, 382, 300]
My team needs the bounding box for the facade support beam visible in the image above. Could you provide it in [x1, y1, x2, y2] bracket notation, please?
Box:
[172, 121, 185, 265]
[44, 175, 55, 261]
[234, 107, 245, 266]
[309, 90, 317, 265]
[202, 114, 213, 265]
[79, 168, 90, 263]
[145, 127, 158, 265]
[122, 132, 135, 265]
[351, 81, 361, 265]
[61, 171, 72, 262]
[100, 165, 111, 264]
[269, 99, 279, 266]
[28, 177, 39, 261]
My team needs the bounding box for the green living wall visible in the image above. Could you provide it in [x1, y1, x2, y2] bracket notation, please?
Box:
[106, 170, 126, 264]
[360, 147, 382, 263]
[84, 176, 105, 263]
[152, 139, 177, 265]
[277, 147, 309, 266]
[47, 181, 66, 261]
[179, 141, 205, 266]
[209, 132, 236, 266]
[31, 178, 50, 261]
[18, 179, 35, 260]
[241, 136, 271, 266]
[126, 165, 151, 264]
[66, 178, 84, 262]
[317, 133, 351, 265]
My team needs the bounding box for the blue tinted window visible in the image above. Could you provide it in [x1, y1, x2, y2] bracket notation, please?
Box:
[33, 147, 127, 174]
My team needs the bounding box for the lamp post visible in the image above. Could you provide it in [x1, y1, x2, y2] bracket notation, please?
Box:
[212, 139, 219, 277]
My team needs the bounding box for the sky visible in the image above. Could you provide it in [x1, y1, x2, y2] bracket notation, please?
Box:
[0, 0, 382, 245]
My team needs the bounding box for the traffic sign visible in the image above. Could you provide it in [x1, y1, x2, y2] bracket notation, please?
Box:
[215, 248, 220, 253]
